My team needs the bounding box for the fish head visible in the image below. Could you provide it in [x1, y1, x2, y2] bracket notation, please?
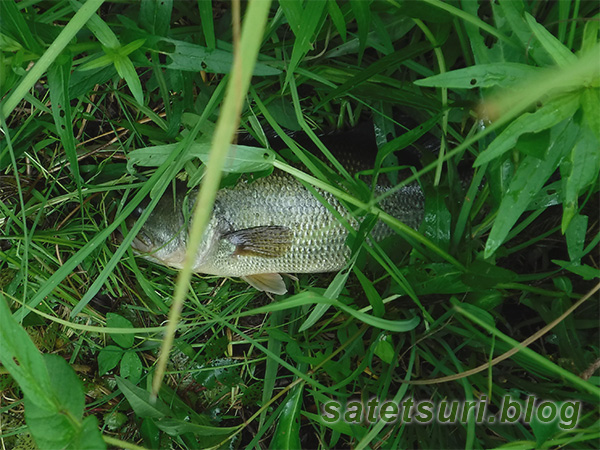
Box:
[125, 188, 190, 269]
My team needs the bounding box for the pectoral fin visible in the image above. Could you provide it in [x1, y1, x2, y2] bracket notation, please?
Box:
[242, 273, 287, 295]
[224, 226, 292, 258]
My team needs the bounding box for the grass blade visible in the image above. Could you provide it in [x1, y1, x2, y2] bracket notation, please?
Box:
[1, 0, 106, 118]
[47, 57, 82, 190]
[484, 118, 580, 257]
[152, 0, 274, 398]
[270, 384, 304, 449]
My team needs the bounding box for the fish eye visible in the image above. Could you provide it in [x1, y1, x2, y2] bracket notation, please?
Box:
[131, 205, 145, 219]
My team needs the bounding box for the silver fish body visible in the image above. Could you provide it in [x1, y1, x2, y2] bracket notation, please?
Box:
[129, 171, 424, 294]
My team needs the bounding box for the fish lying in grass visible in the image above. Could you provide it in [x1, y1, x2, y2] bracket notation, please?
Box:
[127, 170, 424, 295]
[127, 124, 427, 294]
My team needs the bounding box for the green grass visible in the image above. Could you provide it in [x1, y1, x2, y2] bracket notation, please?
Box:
[1, 1, 599, 449]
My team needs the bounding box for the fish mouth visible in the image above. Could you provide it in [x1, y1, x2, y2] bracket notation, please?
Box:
[131, 233, 155, 254]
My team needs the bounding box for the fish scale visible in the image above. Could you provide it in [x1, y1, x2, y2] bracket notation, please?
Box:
[198, 173, 352, 276]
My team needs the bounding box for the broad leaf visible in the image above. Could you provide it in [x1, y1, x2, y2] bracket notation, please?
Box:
[154, 418, 239, 436]
[25, 355, 106, 450]
[139, 0, 173, 36]
[284, 0, 327, 87]
[270, 385, 303, 449]
[48, 56, 81, 184]
[120, 351, 143, 384]
[565, 214, 588, 264]
[106, 313, 134, 348]
[115, 376, 171, 418]
[161, 38, 280, 76]
[560, 126, 600, 231]
[474, 94, 580, 166]
[524, 13, 576, 67]
[0, 295, 56, 411]
[415, 63, 539, 89]
[98, 345, 123, 375]
[484, 118, 580, 257]
[127, 141, 276, 173]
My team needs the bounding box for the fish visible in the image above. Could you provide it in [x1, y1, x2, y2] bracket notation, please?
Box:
[127, 170, 424, 295]
[126, 125, 427, 294]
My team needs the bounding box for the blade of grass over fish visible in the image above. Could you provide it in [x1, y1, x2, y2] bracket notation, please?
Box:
[299, 215, 375, 333]
[152, 0, 273, 399]
[67, 79, 226, 319]
[0, 0, 105, 119]
[273, 159, 465, 271]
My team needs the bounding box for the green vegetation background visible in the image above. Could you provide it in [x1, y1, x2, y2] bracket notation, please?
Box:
[0, 1, 598, 449]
